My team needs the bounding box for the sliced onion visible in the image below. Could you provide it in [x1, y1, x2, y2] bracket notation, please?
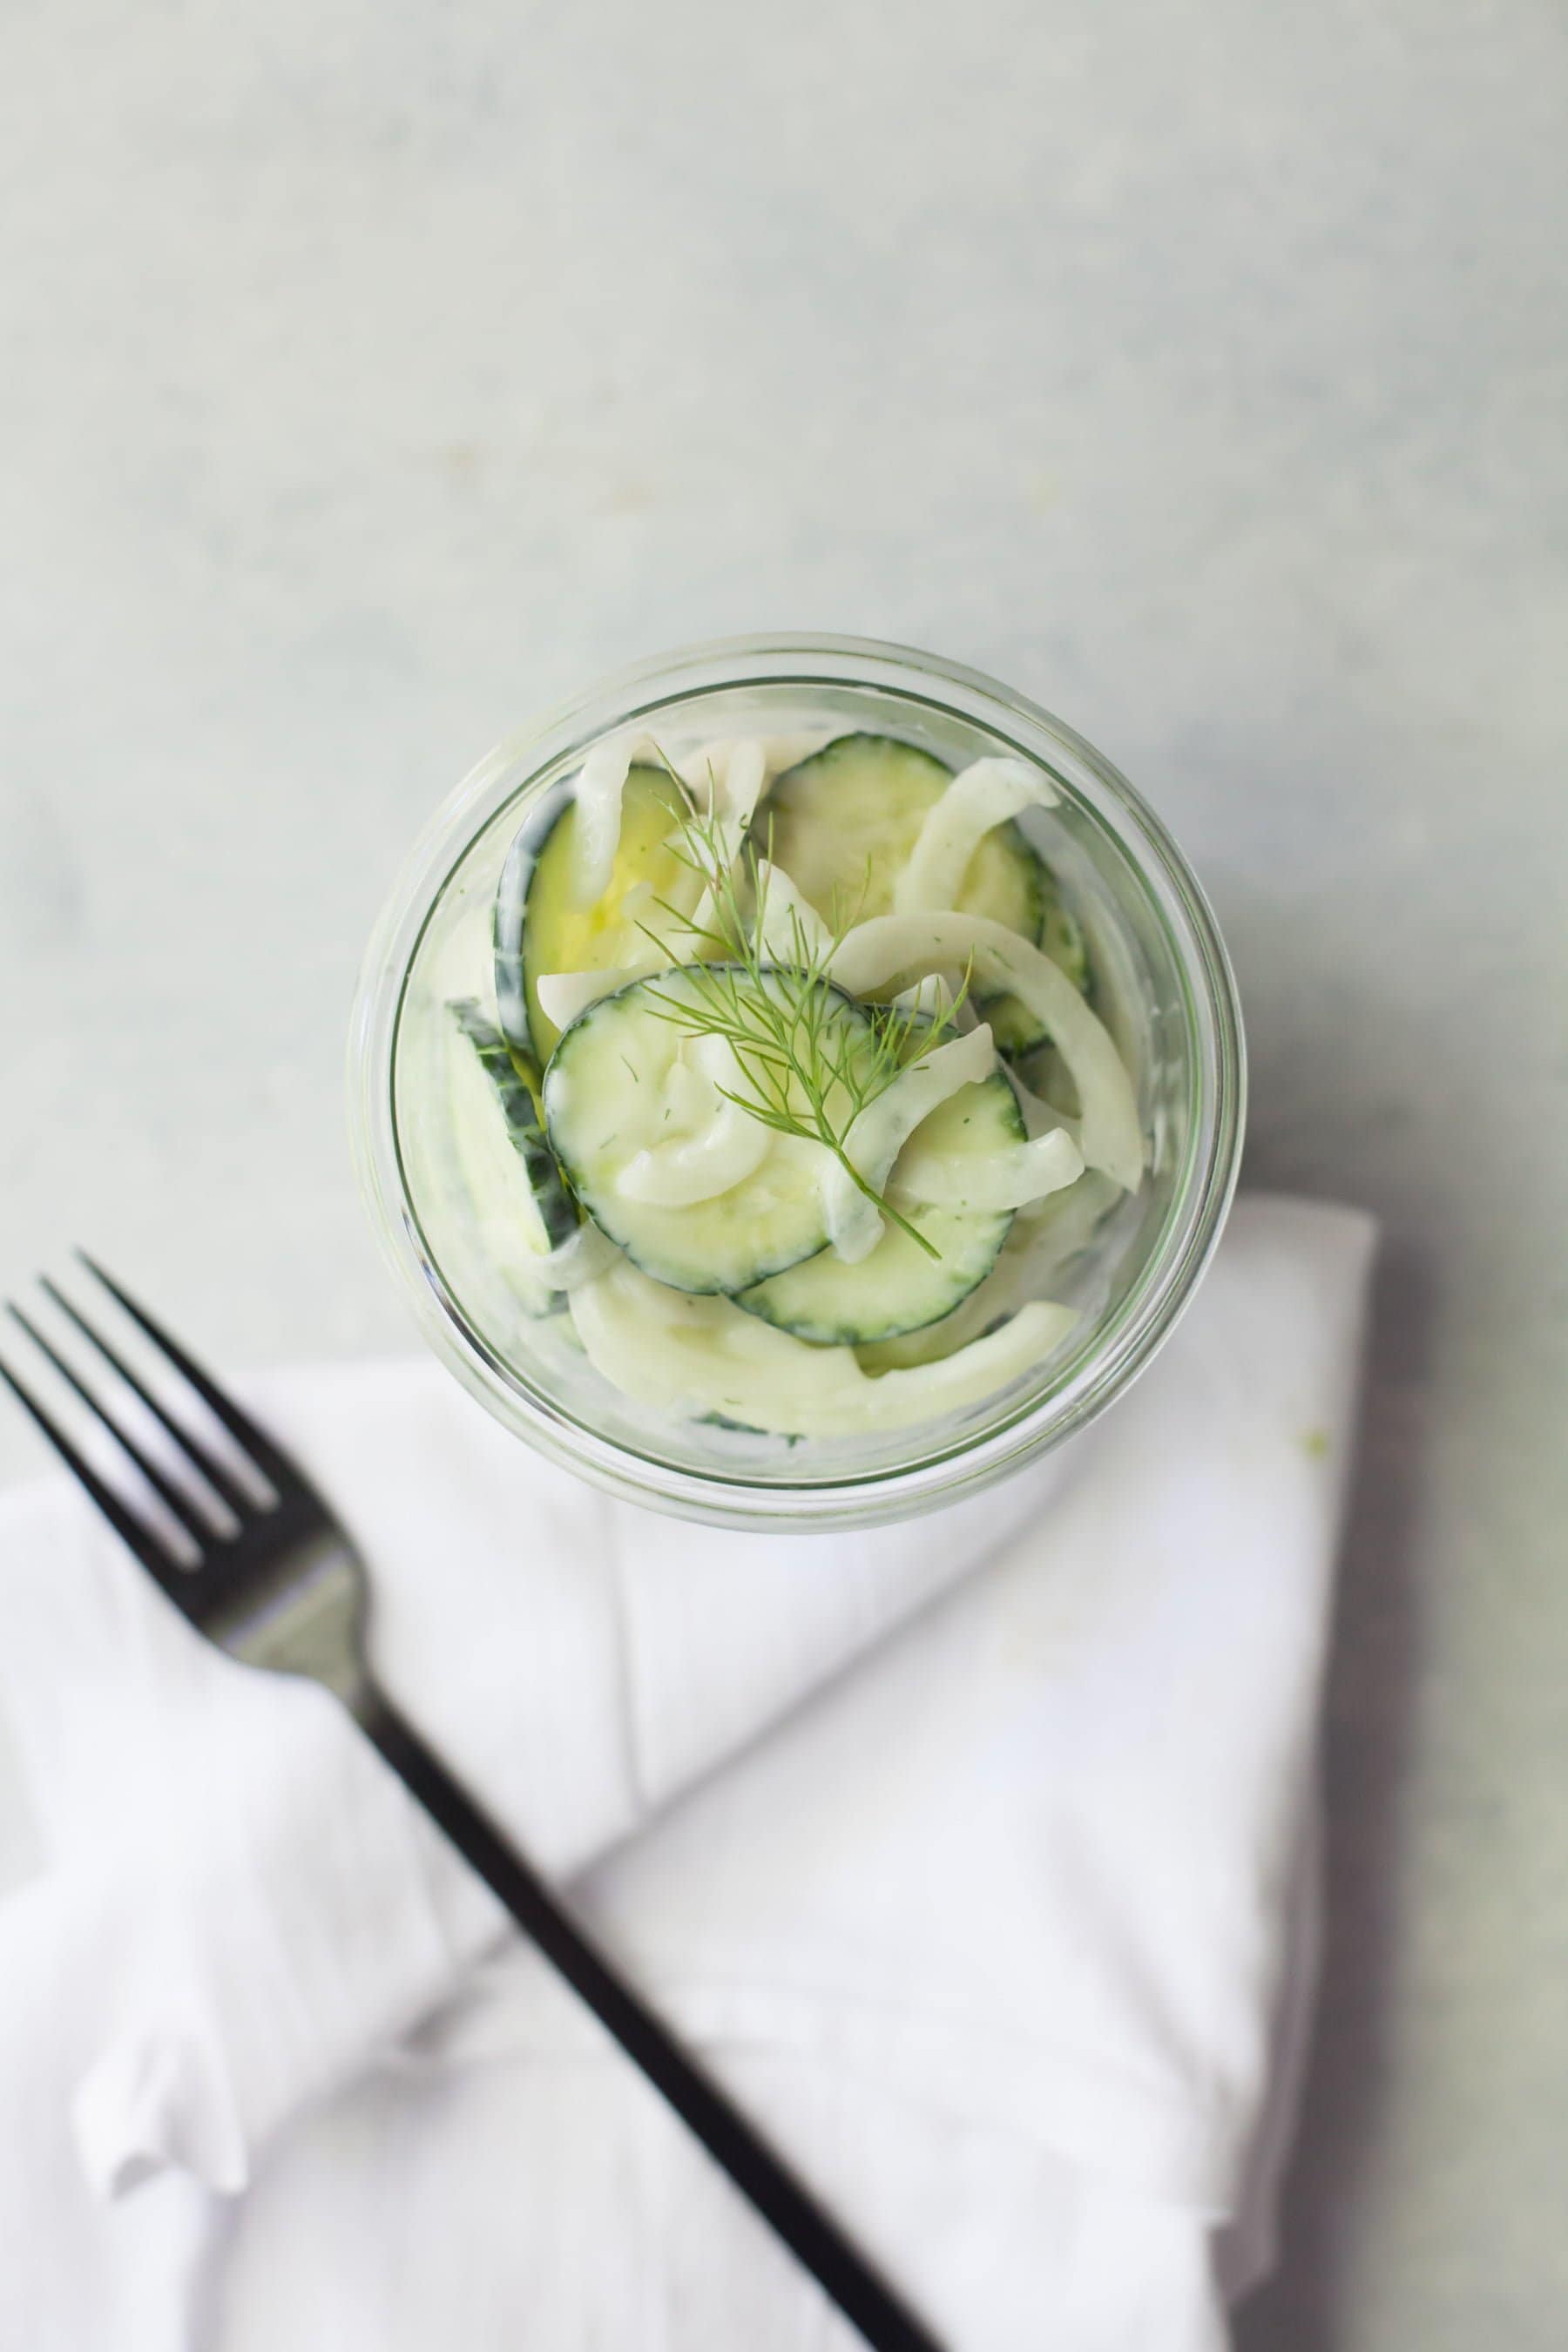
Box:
[571, 732, 659, 909]
[537, 1224, 619, 1291]
[895, 1121, 1083, 1213]
[889, 973, 958, 1023]
[828, 912, 1143, 1192]
[717, 737, 767, 830]
[846, 1025, 997, 1189]
[815, 1026, 997, 1266]
[488, 1220, 619, 1313]
[535, 966, 645, 1030]
[1006, 1063, 1083, 1152]
[676, 735, 767, 841]
[679, 732, 828, 806]
[569, 1258, 1077, 1437]
[817, 1156, 884, 1265]
[752, 859, 833, 963]
[673, 740, 772, 950]
[893, 757, 1058, 916]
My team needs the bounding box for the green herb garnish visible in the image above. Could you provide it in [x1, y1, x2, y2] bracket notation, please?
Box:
[635, 799, 968, 1260]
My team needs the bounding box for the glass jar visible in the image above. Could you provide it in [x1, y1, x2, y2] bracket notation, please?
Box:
[348, 635, 1244, 1531]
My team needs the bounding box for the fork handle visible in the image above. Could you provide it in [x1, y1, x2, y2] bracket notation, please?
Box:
[361, 1690, 943, 2352]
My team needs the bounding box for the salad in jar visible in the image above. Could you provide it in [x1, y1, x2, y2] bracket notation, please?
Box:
[437, 724, 1146, 1441]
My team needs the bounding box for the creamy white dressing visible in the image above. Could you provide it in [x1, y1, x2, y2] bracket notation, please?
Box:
[828, 912, 1144, 1193]
[893, 756, 1058, 917]
[615, 1037, 773, 1207]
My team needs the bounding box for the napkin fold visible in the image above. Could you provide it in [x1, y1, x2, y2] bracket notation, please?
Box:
[0, 1196, 1375, 2352]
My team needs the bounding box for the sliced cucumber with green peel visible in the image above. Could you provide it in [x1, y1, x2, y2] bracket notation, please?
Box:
[855, 1167, 1119, 1373]
[738, 1073, 1022, 1343]
[447, 999, 579, 1309]
[495, 762, 693, 1065]
[760, 732, 1089, 1054]
[760, 734, 1044, 936]
[543, 966, 879, 1296]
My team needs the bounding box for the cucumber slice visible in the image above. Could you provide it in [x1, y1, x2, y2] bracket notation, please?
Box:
[760, 734, 1044, 936]
[542, 966, 879, 1296]
[495, 762, 693, 1065]
[856, 1168, 1121, 1372]
[760, 732, 1089, 1054]
[816, 1024, 997, 1267]
[738, 1071, 1023, 1344]
[447, 999, 580, 1310]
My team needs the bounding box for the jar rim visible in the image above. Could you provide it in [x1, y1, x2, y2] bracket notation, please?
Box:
[348, 634, 1246, 1530]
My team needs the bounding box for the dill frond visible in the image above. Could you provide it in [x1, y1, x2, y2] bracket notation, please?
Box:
[635, 801, 970, 1260]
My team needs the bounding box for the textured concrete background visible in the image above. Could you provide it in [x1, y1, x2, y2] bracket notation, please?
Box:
[2, 2, 1566, 2342]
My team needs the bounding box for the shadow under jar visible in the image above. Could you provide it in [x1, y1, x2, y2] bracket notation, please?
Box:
[349, 635, 1244, 1531]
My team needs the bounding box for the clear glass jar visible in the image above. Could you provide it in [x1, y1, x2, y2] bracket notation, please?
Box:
[348, 635, 1244, 1531]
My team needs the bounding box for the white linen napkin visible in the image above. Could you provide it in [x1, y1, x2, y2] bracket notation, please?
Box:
[0, 1196, 1375, 2352]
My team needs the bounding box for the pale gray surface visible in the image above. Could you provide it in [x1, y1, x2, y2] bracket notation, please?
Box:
[1, 2, 1565, 2342]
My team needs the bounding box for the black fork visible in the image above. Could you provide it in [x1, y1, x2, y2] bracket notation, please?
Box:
[1, 1257, 942, 2352]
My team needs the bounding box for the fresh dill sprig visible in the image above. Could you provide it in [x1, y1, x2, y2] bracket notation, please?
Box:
[634, 800, 969, 1260]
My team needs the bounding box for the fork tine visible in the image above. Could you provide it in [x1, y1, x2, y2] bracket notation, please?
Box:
[0, 1355, 196, 1607]
[7, 1303, 213, 1552]
[39, 1275, 252, 1514]
[71, 1255, 293, 1495]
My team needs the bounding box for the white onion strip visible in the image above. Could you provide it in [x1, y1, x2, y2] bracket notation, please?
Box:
[571, 732, 659, 908]
[895, 1122, 1083, 1213]
[536, 967, 644, 1030]
[1006, 1064, 1083, 1152]
[569, 1259, 1077, 1437]
[676, 738, 770, 942]
[753, 860, 833, 963]
[848, 1026, 997, 1191]
[818, 1025, 997, 1264]
[535, 1224, 619, 1292]
[678, 732, 828, 808]
[828, 913, 1143, 1192]
[893, 757, 1058, 916]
